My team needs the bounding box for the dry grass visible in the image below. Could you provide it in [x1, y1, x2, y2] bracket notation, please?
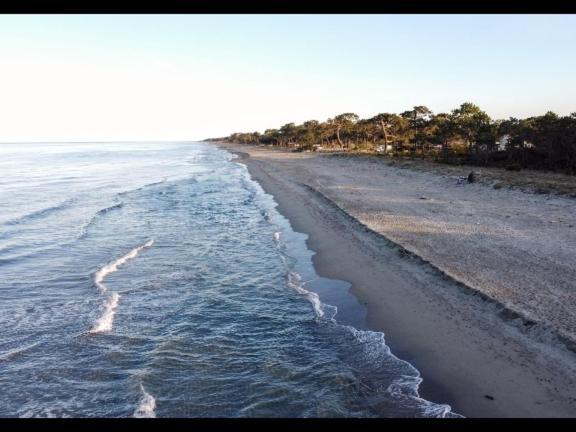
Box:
[325, 152, 576, 198]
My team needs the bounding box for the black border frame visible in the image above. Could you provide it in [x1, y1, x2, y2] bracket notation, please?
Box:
[1, 0, 576, 14]
[1, 1, 575, 428]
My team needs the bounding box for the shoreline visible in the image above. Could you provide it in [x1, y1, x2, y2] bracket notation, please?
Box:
[218, 142, 576, 418]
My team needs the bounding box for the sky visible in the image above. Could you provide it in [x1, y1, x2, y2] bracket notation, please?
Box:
[0, 14, 575, 142]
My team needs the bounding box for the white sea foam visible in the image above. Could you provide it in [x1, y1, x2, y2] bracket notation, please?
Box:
[133, 384, 156, 418]
[287, 270, 324, 318]
[94, 239, 154, 292]
[279, 237, 461, 417]
[90, 292, 120, 334]
[91, 239, 154, 333]
[387, 375, 459, 418]
[273, 232, 281, 242]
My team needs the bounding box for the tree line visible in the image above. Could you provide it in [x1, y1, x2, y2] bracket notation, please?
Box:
[208, 103, 576, 173]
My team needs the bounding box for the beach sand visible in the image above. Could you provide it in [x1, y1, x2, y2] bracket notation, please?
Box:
[218, 143, 576, 418]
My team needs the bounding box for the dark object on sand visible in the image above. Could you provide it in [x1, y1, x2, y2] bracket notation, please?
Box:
[484, 395, 495, 400]
[467, 171, 476, 183]
[506, 163, 522, 171]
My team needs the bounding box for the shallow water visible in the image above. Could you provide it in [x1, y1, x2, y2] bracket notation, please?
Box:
[0, 141, 460, 417]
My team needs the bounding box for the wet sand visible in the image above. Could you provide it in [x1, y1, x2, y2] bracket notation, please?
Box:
[218, 143, 576, 418]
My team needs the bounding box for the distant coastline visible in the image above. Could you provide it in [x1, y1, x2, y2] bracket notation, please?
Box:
[207, 103, 576, 176]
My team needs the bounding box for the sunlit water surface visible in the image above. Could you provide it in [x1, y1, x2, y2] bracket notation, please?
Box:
[0, 142, 460, 418]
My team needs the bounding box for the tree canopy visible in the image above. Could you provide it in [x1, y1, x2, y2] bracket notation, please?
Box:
[209, 103, 576, 174]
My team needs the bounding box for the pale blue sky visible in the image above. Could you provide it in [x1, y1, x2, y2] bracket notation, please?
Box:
[0, 15, 574, 141]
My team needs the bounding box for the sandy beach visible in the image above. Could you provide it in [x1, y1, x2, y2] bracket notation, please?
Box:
[218, 142, 576, 418]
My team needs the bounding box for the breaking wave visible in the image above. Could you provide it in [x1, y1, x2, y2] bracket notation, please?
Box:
[93, 240, 154, 292]
[133, 384, 156, 418]
[89, 292, 120, 334]
[90, 240, 154, 334]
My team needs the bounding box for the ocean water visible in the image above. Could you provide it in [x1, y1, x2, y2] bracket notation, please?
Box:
[0, 141, 460, 418]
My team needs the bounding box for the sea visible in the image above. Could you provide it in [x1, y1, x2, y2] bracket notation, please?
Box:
[0, 141, 460, 418]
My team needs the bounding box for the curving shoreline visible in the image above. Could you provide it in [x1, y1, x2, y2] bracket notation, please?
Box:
[218, 142, 576, 418]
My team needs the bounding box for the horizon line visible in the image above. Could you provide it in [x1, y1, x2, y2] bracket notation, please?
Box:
[0, 139, 207, 144]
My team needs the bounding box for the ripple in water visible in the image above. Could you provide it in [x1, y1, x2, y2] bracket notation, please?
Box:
[0, 142, 461, 418]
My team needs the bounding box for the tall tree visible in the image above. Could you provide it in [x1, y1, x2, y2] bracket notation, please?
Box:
[450, 102, 492, 156]
[332, 113, 359, 148]
[401, 106, 434, 154]
[370, 113, 405, 152]
[301, 120, 320, 148]
[278, 123, 298, 147]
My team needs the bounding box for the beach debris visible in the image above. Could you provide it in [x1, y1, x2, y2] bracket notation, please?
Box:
[484, 395, 495, 401]
[456, 171, 476, 185]
[397, 247, 410, 258]
[419, 196, 429, 200]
